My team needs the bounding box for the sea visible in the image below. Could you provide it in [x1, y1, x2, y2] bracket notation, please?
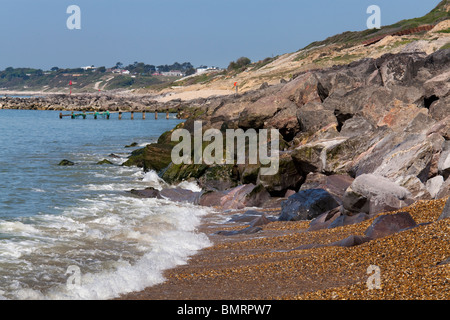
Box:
[0, 109, 212, 300]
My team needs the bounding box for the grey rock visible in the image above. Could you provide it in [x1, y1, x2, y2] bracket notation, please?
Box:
[364, 211, 417, 239]
[438, 198, 450, 221]
[342, 174, 412, 215]
[328, 212, 371, 229]
[436, 178, 450, 199]
[279, 189, 339, 221]
[216, 226, 263, 236]
[438, 142, 450, 179]
[307, 207, 342, 231]
[249, 214, 273, 227]
[330, 235, 371, 247]
[426, 176, 445, 199]
[296, 101, 338, 133]
[129, 187, 162, 199]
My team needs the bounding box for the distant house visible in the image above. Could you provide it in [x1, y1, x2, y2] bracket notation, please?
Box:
[195, 66, 220, 74]
[81, 66, 96, 71]
[111, 69, 130, 74]
[195, 67, 209, 74]
[161, 70, 185, 77]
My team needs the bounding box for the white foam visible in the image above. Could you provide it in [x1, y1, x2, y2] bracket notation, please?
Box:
[0, 221, 40, 235]
[175, 180, 202, 192]
[141, 170, 167, 190]
[6, 196, 212, 300]
[28, 230, 211, 300]
[137, 142, 154, 147]
[0, 240, 40, 259]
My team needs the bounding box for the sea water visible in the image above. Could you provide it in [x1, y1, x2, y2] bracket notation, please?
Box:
[0, 109, 212, 300]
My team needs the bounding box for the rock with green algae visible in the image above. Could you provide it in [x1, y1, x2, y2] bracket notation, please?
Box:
[122, 122, 186, 172]
[124, 142, 138, 148]
[160, 162, 209, 184]
[58, 159, 74, 166]
[122, 143, 174, 172]
[96, 159, 114, 165]
[257, 152, 303, 196]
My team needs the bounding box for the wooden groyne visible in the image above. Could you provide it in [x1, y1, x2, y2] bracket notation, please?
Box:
[59, 110, 172, 120]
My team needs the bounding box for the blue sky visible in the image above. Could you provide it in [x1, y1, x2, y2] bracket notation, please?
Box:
[0, 0, 441, 70]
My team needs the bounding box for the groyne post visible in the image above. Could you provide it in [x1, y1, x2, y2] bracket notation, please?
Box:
[119, 111, 122, 120]
[131, 111, 134, 120]
[155, 111, 158, 120]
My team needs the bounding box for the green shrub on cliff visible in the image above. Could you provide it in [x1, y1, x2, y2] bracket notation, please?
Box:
[228, 57, 252, 71]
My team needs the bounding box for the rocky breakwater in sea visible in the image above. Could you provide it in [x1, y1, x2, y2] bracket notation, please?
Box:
[0, 93, 206, 115]
[124, 49, 450, 237]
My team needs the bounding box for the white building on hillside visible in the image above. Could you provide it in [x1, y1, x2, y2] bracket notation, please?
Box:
[196, 66, 220, 74]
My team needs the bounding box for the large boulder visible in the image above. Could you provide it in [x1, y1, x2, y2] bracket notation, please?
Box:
[438, 198, 450, 221]
[314, 57, 381, 97]
[328, 212, 371, 229]
[256, 152, 303, 196]
[129, 187, 162, 199]
[122, 143, 174, 172]
[342, 174, 413, 215]
[427, 116, 450, 141]
[438, 142, 450, 179]
[279, 189, 339, 221]
[396, 175, 432, 200]
[202, 184, 271, 210]
[364, 211, 417, 239]
[377, 52, 427, 88]
[292, 134, 373, 177]
[198, 190, 227, 207]
[372, 134, 433, 182]
[159, 188, 203, 204]
[300, 173, 354, 205]
[265, 101, 300, 141]
[426, 175, 445, 199]
[237, 96, 281, 130]
[296, 101, 338, 133]
[197, 165, 240, 191]
[285, 71, 322, 106]
[307, 208, 342, 231]
[429, 96, 450, 122]
[237, 72, 321, 132]
[423, 69, 450, 102]
[436, 178, 450, 199]
[339, 116, 375, 138]
[129, 187, 203, 204]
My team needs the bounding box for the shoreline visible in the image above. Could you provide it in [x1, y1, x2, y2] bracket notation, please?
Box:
[116, 198, 449, 300]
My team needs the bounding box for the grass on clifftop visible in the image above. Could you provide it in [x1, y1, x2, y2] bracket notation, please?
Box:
[301, 0, 450, 50]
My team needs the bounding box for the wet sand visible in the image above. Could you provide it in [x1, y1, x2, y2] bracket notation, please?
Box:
[117, 199, 449, 300]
